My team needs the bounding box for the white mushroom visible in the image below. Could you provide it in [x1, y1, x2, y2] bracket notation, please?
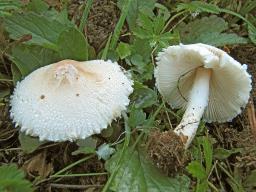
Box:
[155, 43, 252, 148]
[10, 60, 133, 141]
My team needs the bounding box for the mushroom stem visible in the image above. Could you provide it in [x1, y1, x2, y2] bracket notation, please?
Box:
[174, 67, 211, 149]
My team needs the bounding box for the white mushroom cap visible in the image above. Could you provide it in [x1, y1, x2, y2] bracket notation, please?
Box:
[155, 43, 252, 123]
[10, 60, 133, 141]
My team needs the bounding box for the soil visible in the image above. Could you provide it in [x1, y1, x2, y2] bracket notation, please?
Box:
[86, 0, 120, 50]
[147, 130, 188, 176]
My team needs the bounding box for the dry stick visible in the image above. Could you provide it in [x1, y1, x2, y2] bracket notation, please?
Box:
[50, 183, 103, 189]
[247, 98, 256, 135]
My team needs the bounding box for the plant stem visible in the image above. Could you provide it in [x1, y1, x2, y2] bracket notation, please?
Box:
[51, 154, 95, 177]
[101, 112, 131, 192]
[51, 172, 107, 178]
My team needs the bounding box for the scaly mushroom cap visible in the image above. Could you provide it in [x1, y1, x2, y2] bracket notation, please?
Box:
[10, 60, 133, 141]
[155, 43, 252, 122]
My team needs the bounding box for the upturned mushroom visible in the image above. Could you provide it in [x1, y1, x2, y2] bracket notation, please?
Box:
[155, 43, 252, 149]
[10, 60, 133, 141]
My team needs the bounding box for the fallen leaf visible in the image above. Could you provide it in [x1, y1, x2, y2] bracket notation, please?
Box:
[23, 150, 53, 179]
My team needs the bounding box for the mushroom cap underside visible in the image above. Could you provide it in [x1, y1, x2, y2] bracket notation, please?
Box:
[155, 43, 252, 122]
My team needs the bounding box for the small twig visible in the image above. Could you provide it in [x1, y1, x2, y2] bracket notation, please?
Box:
[50, 172, 108, 178]
[163, 102, 173, 129]
[247, 98, 256, 135]
[50, 183, 103, 189]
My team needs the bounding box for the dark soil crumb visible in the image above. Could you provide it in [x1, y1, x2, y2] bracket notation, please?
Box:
[147, 130, 188, 176]
[67, 0, 120, 50]
[86, 0, 120, 50]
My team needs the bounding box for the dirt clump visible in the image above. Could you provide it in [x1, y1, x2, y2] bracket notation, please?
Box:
[86, 0, 120, 50]
[147, 130, 188, 176]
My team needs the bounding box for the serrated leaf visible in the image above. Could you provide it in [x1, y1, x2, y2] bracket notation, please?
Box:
[10, 44, 60, 77]
[117, 0, 156, 30]
[4, 13, 69, 50]
[19, 132, 46, 154]
[105, 147, 190, 192]
[116, 42, 131, 59]
[214, 148, 242, 160]
[96, 143, 115, 160]
[57, 28, 88, 60]
[137, 13, 153, 32]
[0, 164, 34, 192]
[186, 161, 206, 180]
[177, 15, 247, 46]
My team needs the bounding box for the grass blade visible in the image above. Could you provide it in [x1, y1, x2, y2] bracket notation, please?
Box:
[79, 0, 94, 32]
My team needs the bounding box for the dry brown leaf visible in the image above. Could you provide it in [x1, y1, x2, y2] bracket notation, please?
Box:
[23, 150, 53, 179]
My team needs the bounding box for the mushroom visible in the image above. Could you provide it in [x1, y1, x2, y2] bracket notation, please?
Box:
[10, 60, 133, 141]
[155, 43, 252, 149]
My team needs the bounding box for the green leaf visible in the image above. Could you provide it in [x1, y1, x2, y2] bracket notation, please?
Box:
[132, 82, 157, 108]
[248, 24, 256, 44]
[131, 38, 152, 59]
[186, 161, 206, 180]
[128, 107, 146, 128]
[244, 169, 256, 187]
[214, 148, 242, 160]
[177, 1, 221, 14]
[26, 0, 49, 14]
[18, 132, 46, 154]
[0, 164, 34, 192]
[137, 13, 154, 33]
[201, 136, 213, 174]
[10, 44, 60, 77]
[197, 32, 247, 46]
[105, 147, 190, 192]
[4, 13, 69, 50]
[116, 42, 131, 59]
[57, 28, 88, 60]
[0, 0, 22, 17]
[177, 15, 247, 46]
[117, 0, 156, 30]
[96, 143, 116, 160]
[72, 137, 97, 155]
[196, 180, 209, 192]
